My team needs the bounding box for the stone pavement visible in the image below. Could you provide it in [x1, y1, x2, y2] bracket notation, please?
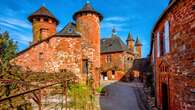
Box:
[98, 81, 141, 110]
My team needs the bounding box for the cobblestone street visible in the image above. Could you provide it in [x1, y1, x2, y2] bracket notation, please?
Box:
[99, 81, 141, 110]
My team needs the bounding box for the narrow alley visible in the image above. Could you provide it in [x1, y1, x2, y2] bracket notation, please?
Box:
[99, 81, 142, 110]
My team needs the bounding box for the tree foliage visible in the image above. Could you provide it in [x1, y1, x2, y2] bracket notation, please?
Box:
[0, 31, 17, 78]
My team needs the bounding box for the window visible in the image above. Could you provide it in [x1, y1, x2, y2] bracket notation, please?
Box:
[82, 59, 88, 74]
[192, 5, 195, 11]
[157, 32, 160, 57]
[44, 18, 48, 22]
[107, 55, 112, 63]
[160, 31, 165, 56]
[40, 28, 48, 40]
[164, 21, 170, 54]
[34, 18, 40, 21]
[39, 52, 43, 60]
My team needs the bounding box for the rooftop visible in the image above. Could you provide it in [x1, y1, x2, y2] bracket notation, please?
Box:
[73, 2, 103, 21]
[28, 6, 59, 25]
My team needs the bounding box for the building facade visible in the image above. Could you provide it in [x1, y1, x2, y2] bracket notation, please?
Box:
[13, 3, 102, 88]
[150, 0, 195, 110]
[100, 29, 142, 81]
[13, 2, 143, 87]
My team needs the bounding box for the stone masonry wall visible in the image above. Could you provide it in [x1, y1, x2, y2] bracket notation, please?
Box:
[153, 0, 195, 110]
[100, 52, 134, 80]
[14, 36, 82, 78]
[32, 17, 57, 43]
[76, 13, 101, 87]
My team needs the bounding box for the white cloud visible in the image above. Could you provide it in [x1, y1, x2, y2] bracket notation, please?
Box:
[0, 22, 21, 30]
[104, 16, 129, 22]
[0, 17, 31, 29]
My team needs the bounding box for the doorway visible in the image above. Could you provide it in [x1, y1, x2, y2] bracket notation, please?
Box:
[162, 83, 169, 110]
[112, 70, 115, 80]
[101, 72, 108, 80]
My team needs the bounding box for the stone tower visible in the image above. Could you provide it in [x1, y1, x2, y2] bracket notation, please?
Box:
[135, 37, 142, 58]
[73, 2, 103, 88]
[126, 32, 135, 52]
[73, 2, 103, 87]
[28, 6, 59, 43]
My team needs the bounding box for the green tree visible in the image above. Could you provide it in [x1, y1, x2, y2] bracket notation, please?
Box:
[0, 31, 17, 78]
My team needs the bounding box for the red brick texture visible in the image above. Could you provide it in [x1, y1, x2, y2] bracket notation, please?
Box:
[151, 0, 195, 110]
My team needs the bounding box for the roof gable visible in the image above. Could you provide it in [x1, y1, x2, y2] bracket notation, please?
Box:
[56, 22, 81, 36]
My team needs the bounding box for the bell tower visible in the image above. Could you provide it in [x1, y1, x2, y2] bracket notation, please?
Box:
[135, 37, 142, 58]
[126, 32, 134, 52]
[28, 6, 59, 43]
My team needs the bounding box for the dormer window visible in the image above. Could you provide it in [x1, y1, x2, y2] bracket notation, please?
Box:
[67, 28, 73, 33]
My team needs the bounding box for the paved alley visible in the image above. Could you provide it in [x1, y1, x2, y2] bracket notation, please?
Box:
[99, 81, 141, 110]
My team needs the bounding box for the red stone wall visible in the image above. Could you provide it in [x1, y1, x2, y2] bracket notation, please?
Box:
[152, 0, 195, 109]
[100, 52, 134, 80]
[136, 46, 142, 58]
[127, 40, 134, 52]
[75, 13, 101, 87]
[14, 36, 83, 78]
[32, 17, 57, 43]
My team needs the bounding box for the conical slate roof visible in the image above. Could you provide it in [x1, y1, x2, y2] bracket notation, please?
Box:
[56, 22, 80, 36]
[73, 2, 103, 21]
[28, 6, 59, 25]
[135, 37, 142, 46]
[127, 32, 134, 41]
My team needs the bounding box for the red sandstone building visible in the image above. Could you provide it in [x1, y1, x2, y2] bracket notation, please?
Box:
[100, 28, 142, 80]
[150, 0, 195, 110]
[13, 2, 143, 87]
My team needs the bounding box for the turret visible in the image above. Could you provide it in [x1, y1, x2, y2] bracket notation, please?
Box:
[28, 6, 59, 43]
[135, 37, 142, 58]
[73, 2, 103, 67]
[126, 32, 134, 52]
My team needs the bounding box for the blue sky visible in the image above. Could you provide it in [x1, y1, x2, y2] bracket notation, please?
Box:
[0, 0, 170, 57]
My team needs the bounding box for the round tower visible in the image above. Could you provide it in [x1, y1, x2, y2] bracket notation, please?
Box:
[126, 32, 135, 52]
[28, 6, 59, 43]
[135, 37, 142, 58]
[73, 2, 103, 67]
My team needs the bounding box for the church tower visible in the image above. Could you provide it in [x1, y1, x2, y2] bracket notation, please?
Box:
[28, 6, 59, 43]
[126, 32, 134, 52]
[135, 37, 142, 58]
[73, 2, 103, 68]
